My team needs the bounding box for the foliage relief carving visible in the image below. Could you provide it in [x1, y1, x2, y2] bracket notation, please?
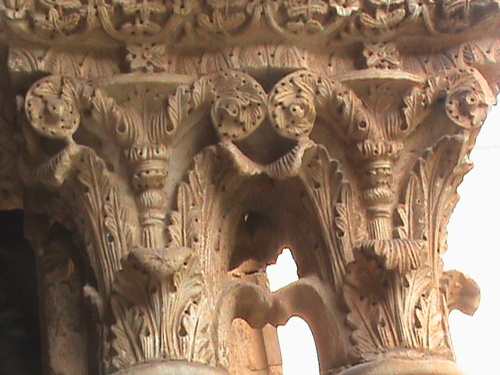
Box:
[2, 0, 499, 45]
[14, 11, 499, 371]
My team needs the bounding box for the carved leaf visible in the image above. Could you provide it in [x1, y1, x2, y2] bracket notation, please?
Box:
[240, 45, 269, 68]
[335, 183, 368, 264]
[181, 298, 214, 362]
[395, 267, 432, 348]
[343, 135, 473, 361]
[191, 78, 211, 109]
[8, 48, 41, 73]
[344, 251, 399, 358]
[176, 56, 201, 76]
[199, 51, 231, 74]
[415, 288, 449, 357]
[361, 239, 425, 274]
[272, 45, 304, 69]
[396, 173, 426, 240]
[197, 10, 246, 34]
[110, 249, 214, 370]
[175, 256, 214, 363]
[168, 86, 192, 131]
[402, 86, 429, 132]
[344, 283, 383, 358]
[79, 54, 119, 79]
[91, 89, 136, 146]
[168, 146, 242, 296]
[412, 135, 471, 258]
[459, 39, 500, 66]
[391, 135, 473, 357]
[74, 149, 138, 298]
[360, 8, 406, 30]
[299, 145, 350, 287]
[169, 182, 194, 249]
[110, 300, 147, 369]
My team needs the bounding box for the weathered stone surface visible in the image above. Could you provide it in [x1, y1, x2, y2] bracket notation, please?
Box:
[0, 1, 499, 374]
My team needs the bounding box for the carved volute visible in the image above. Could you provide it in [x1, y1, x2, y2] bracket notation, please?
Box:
[0, 1, 499, 375]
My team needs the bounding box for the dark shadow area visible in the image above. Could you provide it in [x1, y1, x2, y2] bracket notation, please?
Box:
[0, 210, 41, 375]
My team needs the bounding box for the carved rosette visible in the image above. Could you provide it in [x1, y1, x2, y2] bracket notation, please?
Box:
[1, 1, 499, 375]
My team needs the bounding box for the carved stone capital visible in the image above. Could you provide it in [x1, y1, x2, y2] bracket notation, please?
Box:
[1, 1, 499, 374]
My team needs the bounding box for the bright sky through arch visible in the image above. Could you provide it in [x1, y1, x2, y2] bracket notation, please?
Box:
[266, 249, 320, 375]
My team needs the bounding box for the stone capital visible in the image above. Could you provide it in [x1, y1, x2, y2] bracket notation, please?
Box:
[0, 1, 499, 374]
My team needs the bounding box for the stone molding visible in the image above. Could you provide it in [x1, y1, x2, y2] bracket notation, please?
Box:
[0, 1, 499, 375]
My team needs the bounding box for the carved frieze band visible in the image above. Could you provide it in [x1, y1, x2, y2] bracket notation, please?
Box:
[2, 0, 499, 46]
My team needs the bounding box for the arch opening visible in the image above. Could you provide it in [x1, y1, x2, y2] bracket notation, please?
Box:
[266, 249, 320, 375]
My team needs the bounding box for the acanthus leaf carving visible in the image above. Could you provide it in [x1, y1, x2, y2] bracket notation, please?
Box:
[334, 183, 369, 261]
[24, 74, 139, 298]
[10, 48, 120, 79]
[409, 135, 472, 263]
[12, 6, 500, 371]
[414, 286, 449, 356]
[395, 172, 426, 241]
[343, 255, 453, 360]
[2, 0, 499, 47]
[167, 145, 242, 285]
[343, 254, 386, 359]
[299, 145, 368, 290]
[72, 148, 139, 299]
[339, 134, 480, 362]
[109, 247, 215, 372]
[358, 0, 407, 35]
[360, 239, 425, 275]
[426, 0, 500, 34]
[197, 0, 247, 36]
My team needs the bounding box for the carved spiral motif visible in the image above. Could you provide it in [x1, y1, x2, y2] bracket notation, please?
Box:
[209, 71, 266, 141]
[446, 89, 488, 128]
[270, 97, 316, 139]
[443, 67, 495, 128]
[25, 76, 80, 139]
[269, 71, 372, 141]
[269, 74, 317, 139]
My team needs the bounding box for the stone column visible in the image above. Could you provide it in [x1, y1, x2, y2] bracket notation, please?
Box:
[0, 1, 499, 375]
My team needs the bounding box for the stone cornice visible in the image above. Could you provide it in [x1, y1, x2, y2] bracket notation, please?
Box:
[1, 0, 500, 49]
